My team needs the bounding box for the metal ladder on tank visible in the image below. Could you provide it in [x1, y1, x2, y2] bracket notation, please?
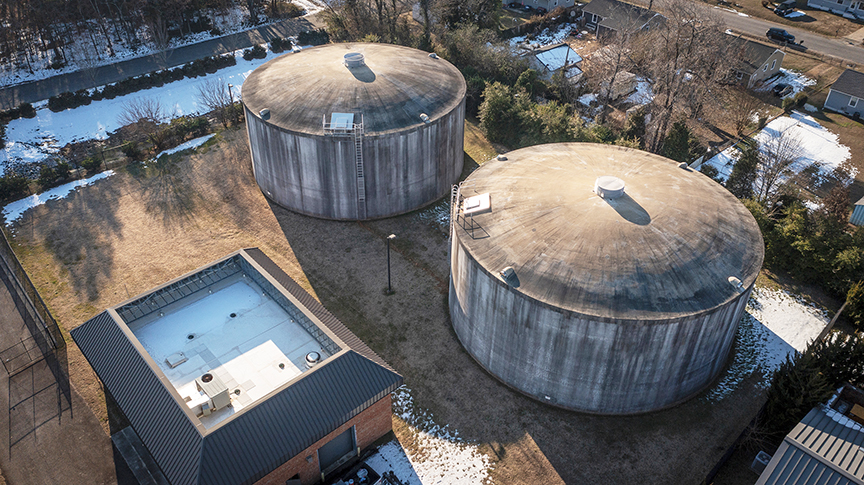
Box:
[354, 115, 366, 220]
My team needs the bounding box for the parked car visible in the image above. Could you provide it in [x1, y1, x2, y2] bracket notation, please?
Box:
[536, 6, 548, 13]
[766, 27, 795, 43]
[773, 83, 793, 97]
[774, 5, 793, 15]
[523, 4, 534, 11]
[507, 2, 522, 7]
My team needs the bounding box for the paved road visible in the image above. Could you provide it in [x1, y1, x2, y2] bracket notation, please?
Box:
[0, 15, 321, 110]
[715, 9, 864, 66]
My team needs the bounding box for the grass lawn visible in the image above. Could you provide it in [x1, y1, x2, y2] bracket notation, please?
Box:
[6, 122, 774, 485]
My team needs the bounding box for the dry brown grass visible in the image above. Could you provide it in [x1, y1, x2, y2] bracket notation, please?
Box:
[10, 126, 773, 484]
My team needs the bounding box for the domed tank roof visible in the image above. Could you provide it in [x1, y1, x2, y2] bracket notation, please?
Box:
[455, 143, 764, 321]
[241, 43, 466, 136]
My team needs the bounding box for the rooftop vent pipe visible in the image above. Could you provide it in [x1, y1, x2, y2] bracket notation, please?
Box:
[305, 351, 321, 368]
[728, 276, 745, 293]
[344, 52, 365, 68]
[594, 176, 625, 199]
[420, 113, 430, 123]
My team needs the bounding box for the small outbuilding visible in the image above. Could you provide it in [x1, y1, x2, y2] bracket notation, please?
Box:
[527, 43, 584, 82]
[851, 195, 864, 226]
[71, 249, 402, 485]
[824, 68, 864, 119]
[756, 385, 864, 484]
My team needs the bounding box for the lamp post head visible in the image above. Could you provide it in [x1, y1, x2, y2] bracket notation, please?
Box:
[387, 234, 396, 240]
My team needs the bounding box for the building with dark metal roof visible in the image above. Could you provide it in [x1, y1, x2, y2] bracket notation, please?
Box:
[449, 143, 764, 414]
[824, 69, 864, 118]
[757, 386, 864, 485]
[71, 248, 402, 485]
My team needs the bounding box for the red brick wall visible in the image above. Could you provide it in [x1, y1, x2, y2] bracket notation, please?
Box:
[254, 395, 393, 485]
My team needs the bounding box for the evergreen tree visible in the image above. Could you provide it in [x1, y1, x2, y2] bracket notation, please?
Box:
[725, 143, 759, 199]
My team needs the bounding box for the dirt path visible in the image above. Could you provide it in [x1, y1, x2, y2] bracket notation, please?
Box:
[8, 128, 768, 484]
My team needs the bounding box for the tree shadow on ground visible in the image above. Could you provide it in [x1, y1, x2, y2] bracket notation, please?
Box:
[29, 175, 123, 302]
[132, 155, 200, 228]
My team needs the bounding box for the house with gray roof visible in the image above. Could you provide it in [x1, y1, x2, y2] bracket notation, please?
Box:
[727, 35, 785, 88]
[756, 385, 864, 485]
[807, 0, 864, 20]
[824, 69, 864, 118]
[70, 248, 402, 485]
[581, 0, 664, 37]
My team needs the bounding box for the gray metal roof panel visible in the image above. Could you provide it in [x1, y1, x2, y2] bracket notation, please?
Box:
[759, 407, 864, 485]
[70, 311, 204, 485]
[201, 350, 402, 485]
[831, 69, 864, 99]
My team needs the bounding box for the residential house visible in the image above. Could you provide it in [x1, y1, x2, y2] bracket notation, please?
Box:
[581, 0, 664, 38]
[807, 0, 864, 19]
[727, 35, 785, 88]
[507, 0, 578, 11]
[756, 384, 864, 485]
[527, 43, 584, 83]
[824, 68, 864, 118]
[71, 248, 403, 485]
[851, 195, 864, 226]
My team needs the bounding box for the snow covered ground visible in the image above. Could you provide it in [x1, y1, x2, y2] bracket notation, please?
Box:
[0, 46, 288, 175]
[704, 287, 829, 402]
[703, 111, 853, 184]
[625, 78, 653, 105]
[510, 23, 574, 48]
[2, 170, 115, 226]
[0, 4, 323, 89]
[755, 68, 816, 98]
[365, 387, 492, 485]
[154, 134, 215, 160]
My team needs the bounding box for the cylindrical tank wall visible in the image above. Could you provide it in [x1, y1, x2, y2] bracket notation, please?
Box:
[244, 99, 465, 220]
[449, 237, 752, 415]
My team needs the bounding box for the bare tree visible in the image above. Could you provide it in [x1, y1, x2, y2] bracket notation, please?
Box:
[635, 0, 737, 153]
[196, 77, 233, 128]
[726, 86, 763, 136]
[754, 126, 805, 205]
[118, 97, 170, 152]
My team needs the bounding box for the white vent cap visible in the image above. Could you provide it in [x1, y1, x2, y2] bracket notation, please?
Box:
[594, 176, 625, 199]
[344, 52, 365, 68]
[728, 276, 745, 293]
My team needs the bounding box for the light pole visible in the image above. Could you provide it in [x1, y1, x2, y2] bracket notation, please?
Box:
[386, 234, 396, 294]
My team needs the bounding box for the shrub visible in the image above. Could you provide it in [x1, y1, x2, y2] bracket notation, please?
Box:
[121, 141, 143, 161]
[18, 103, 36, 118]
[38, 165, 57, 188]
[270, 37, 289, 53]
[782, 96, 796, 111]
[0, 172, 29, 201]
[242, 45, 267, 61]
[54, 161, 71, 181]
[81, 157, 102, 174]
[794, 92, 808, 107]
[297, 29, 330, 46]
[848, 281, 864, 332]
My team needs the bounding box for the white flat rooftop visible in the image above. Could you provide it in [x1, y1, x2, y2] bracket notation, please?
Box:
[130, 274, 330, 428]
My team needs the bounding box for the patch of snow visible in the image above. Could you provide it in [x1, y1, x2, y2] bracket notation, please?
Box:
[784, 10, 805, 17]
[803, 200, 822, 211]
[377, 387, 492, 485]
[2, 170, 115, 225]
[704, 287, 828, 403]
[534, 44, 583, 70]
[578, 93, 597, 106]
[703, 111, 853, 185]
[822, 404, 864, 431]
[713, 5, 747, 15]
[756, 68, 816, 98]
[0, 5, 323, 89]
[154, 134, 215, 160]
[509, 23, 573, 47]
[0, 47, 283, 175]
[804, 103, 818, 112]
[625, 79, 653, 105]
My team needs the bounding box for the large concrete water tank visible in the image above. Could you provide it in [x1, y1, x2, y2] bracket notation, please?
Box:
[241, 43, 466, 220]
[449, 143, 764, 414]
